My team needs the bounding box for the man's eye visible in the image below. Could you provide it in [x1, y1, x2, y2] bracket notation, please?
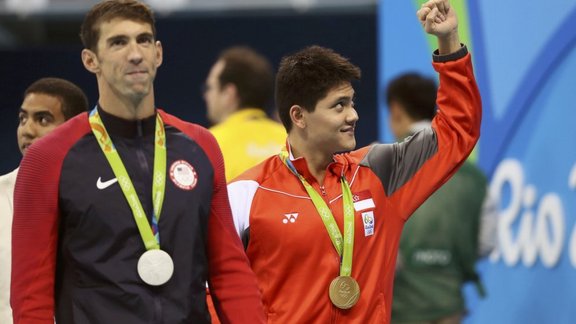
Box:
[138, 36, 154, 45]
[38, 116, 52, 126]
[111, 39, 126, 46]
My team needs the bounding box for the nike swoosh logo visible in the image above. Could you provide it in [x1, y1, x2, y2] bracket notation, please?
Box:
[96, 177, 118, 190]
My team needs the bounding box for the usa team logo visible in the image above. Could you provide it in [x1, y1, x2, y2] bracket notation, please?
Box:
[169, 160, 197, 190]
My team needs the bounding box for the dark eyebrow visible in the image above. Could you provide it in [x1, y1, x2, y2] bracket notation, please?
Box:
[32, 111, 54, 118]
[137, 32, 154, 40]
[330, 96, 354, 107]
[19, 108, 54, 118]
[106, 32, 154, 45]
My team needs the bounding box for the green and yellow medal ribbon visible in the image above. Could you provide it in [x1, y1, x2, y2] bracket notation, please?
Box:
[89, 107, 166, 251]
[279, 149, 355, 277]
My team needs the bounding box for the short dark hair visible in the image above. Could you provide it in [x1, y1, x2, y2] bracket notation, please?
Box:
[80, 0, 156, 52]
[218, 46, 274, 110]
[386, 73, 437, 121]
[276, 45, 361, 132]
[24, 77, 89, 120]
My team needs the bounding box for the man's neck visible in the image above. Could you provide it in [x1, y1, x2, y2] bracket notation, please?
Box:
[98, 91, 156, 120]
[99, 97, 155, 120]
[289, 136, 332, 186]
[217, 104, 241, 124]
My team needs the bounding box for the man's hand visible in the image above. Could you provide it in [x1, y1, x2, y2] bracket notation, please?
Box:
[417, 0, 460, 54]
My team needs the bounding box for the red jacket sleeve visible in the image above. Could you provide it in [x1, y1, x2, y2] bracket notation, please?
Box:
[160, 111, 265, 324]
[11, 116, 89, 323]
[391, 50, 482, 219]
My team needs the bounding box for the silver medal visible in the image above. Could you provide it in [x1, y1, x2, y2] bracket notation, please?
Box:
[137, 249, 174, 286]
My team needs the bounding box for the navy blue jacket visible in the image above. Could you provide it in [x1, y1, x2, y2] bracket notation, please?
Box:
[11, 107, 264, 323]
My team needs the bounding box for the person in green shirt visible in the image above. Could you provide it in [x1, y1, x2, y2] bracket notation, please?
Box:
[387, 73, 497, 324]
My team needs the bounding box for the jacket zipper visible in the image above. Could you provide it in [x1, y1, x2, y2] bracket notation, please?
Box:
[330, 253, 341, 323]
[143, 118, 162, 323]
[153, 295, 162, 324]
[321, 178, 338, 322]
[135, 120, 151, 173]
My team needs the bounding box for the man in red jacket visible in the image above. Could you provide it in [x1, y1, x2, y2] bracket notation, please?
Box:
[11, 1, 264, 323]
[227, 0, 481, 322]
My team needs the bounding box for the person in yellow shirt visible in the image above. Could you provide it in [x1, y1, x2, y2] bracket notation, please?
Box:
[204, 46, 286, 182]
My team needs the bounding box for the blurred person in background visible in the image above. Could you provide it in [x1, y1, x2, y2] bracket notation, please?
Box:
[204, 46, 286, 182]
[0, 77, 88, 324]
[225, 0, 483, 322]
[10, 1, 264, 323]
[203, 45, 286, 324]
[387, 73, 497, 324]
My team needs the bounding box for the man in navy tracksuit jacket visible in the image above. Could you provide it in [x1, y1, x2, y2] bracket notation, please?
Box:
[10, 1, 264, 323]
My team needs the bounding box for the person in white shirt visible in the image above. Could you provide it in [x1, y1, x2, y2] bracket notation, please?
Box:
[0, 77, 88, 324]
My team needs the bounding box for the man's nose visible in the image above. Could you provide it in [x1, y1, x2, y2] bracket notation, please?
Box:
[127, 42, 144, 65]
[20, 119, 37, 138]
[347, 107, 359, 123]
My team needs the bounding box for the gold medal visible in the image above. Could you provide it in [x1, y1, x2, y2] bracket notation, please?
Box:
[329, 276, 360, 309]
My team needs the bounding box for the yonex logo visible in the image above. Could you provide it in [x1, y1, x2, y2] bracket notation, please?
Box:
[282, 213, 299, 224]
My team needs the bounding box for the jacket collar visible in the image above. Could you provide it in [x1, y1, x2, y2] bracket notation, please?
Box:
[97, 105, 157, 138]
[284, 141, 349, 183]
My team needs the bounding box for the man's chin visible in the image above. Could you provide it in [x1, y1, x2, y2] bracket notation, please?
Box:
[126, 88, 150, 101]
[125, 80, 151, 92]
[334, 141, 357, 154]
[345, 139, 357, 151]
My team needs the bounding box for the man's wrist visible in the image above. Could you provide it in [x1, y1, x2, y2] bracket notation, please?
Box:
[437, 31, 460, 55]
[433, 44, 468, 63]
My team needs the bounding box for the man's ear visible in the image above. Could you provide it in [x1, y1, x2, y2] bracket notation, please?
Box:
[81, 49, 100, 74]
[155, 40, 163, 68]
[222, 83, 238, 105]
[289, 105, 306, 129]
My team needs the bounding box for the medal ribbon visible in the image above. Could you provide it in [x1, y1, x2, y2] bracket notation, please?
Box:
[279, 149, 355, 276]
[89, 107, 166, 251]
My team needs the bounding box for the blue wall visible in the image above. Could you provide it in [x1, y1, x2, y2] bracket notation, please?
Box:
[379, 1, 576, 323]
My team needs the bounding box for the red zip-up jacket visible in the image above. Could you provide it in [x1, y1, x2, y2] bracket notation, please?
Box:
[227, 48, 481, 323]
